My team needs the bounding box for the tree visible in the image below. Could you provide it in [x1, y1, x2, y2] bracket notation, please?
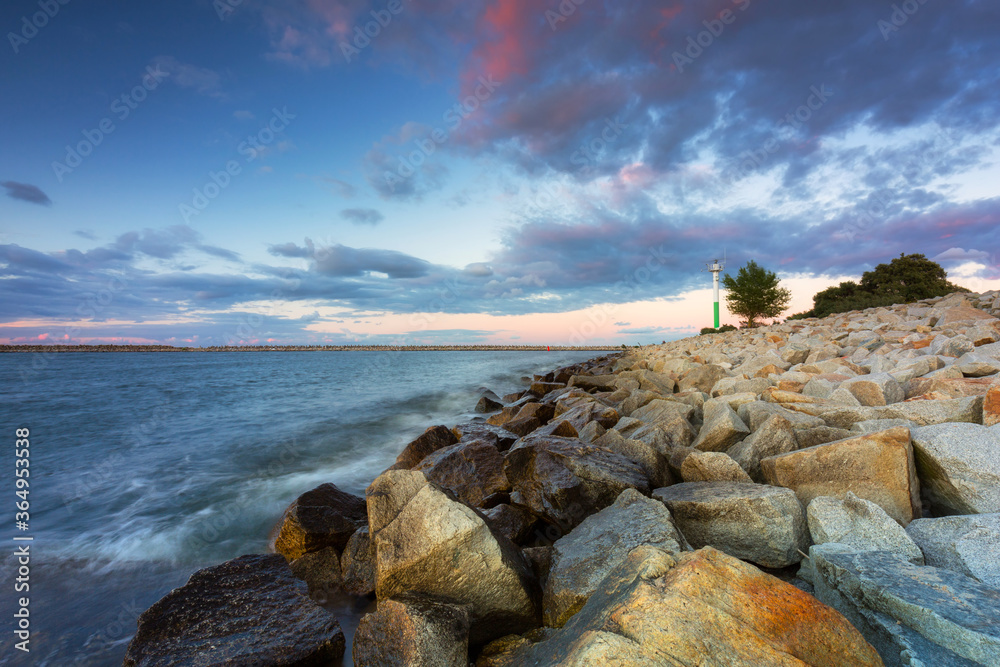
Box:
[788, 253, 968, 319]
[722, 260, 791, 328]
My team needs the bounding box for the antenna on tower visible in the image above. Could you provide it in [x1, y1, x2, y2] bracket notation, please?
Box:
[703, 255, 726, 329]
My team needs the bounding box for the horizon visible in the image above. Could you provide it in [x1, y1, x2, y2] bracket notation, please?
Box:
[3, 1, 1000, 346]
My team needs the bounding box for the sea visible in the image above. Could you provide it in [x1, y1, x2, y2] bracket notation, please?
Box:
[0, 349, 604, 666]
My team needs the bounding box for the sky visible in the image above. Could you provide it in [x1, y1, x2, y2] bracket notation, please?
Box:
[1, 0, 999, 346]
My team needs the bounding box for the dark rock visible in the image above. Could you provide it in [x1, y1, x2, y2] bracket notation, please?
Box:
[123, 554, 345, 666]
[529, 381, 565, 397]
[289, 546, 342, 598]
[414, 440, 509, 508]
[340, 526, 376, 597]
[353, 594, 470, 667]
[452, 422, 518, 452]
[567, 374, 619, 392]
[393, 425, 459, 469]
[476, 396, 504, 413]
[483, 503, 537, 544]
[503, 435, 650, 532]
[273, 483, 368, 560]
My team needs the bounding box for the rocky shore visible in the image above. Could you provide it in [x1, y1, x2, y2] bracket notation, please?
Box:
[123, 290, 1000, 666]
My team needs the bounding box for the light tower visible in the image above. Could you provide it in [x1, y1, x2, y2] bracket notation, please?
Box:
[705, 257, 725, 329]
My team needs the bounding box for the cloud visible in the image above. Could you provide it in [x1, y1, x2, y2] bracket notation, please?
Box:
[2, 181, 51, 205]
[233, 110, 255, 120]
[152, 56, 225, 99]
[932, 248, 990, 263]
[323, 177, 356, 198]
[340, 208, 384, 225]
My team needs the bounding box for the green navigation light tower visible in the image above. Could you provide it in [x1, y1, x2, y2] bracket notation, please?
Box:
[706, 257, 725, 329]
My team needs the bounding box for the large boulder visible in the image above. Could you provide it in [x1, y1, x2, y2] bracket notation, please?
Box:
[906, 514, 1000, 588]
[340, 526, 376, 596]
[628, 399, 697, 448]
[273, 483, 368, 560]
[414, 440, 509, 508]
[478, 546, 882, 667]
[678, 364, 731, 393]
[353, 594, 470, 667]
[910, 423, 1000, 515]
[691, 399, 750, 452]
[840, 372, 905, 406]
[760, 427, 920, 525]
[806, 493, 923, 565]
[543, 489, 683, 628]
[452, 422, 519, 452]
[393, 425, 459, 469]
[123, 554, 345, 666]
[653, 482, 809, 568]
[810, 545, 1000, 666]
[727, 413, 799, 482]
[593, 428, 672, 488]
[680, 450, 752, 483]
[366, 470, 538, 645]
[503, 435, 650, 532]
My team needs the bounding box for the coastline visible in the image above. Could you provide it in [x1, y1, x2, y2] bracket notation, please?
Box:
[123, 290, 1000, 666]
[1, 344, 623, 353]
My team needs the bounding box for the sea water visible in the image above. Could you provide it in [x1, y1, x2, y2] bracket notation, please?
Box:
[0, 349, 601, 665]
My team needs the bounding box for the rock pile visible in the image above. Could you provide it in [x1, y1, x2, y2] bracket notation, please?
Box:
[125, 290, 1000, 666]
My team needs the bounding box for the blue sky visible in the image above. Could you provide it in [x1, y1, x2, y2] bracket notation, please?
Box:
[2, 0, 999, 346]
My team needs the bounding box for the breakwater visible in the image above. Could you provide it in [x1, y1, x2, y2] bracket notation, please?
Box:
[123, 290, 1000, 666]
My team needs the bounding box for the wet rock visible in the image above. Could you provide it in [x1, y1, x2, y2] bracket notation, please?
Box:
[653, 482, 809, 568]
[529, 381, 565, 397]
[906, 513, 1000, 588]
[910, 423, 1000, 514]
[289, 546, 343, 597]
[568, 374, 619, 392]
[366, 470, 538, 645]
[483, 503, 537, 545]
[123, 554, 345, 666]
[353, 594, 470, 667]
[543, 489, 683, 627]
[761, 427, 920, 525]
[394, 425, 459, 469]
[479, 546, 882, 667]
[414, 440, 509, 508]
[341, 526, 376, 597]
[476, 395, 504, 413]
[504, 435, 650, 532]
[273, 483, 368, 560]
[452, 422, 518, 452]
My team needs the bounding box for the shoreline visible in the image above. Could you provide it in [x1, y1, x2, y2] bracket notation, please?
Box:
[1, 344, 624, 353]
[123, 289, 1000, 665]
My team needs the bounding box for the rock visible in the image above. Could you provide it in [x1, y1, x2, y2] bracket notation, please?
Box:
[523, 546, 553, 589]
[479, 546, 882, 667]
[543, 489, 683, 628]
[849, 418, 917, 434]
[593, 429, 672, 487]
[761, 427, 921, 525]
[618, 389, 660, 416]
[452, 422, 518, 452]
[738, 400, 826, 431]
[500, 414, 542, 437]
[289, 546, 342, 598]
[476, 395, 504, 413]
[366, 470, 538, 645]
[727, 413, 800, 482]
[953, 351, 1000, 377]
[532, 418, 580, 439]
[806, 494, 923, 564]
[792, 395, 983, 429]
[910, 423, 1000, 514]
[986, 385, 1000, 427]
[653, 482, 809, 568]
[483, 503, 537, 545]
[555, 402, 619, 431]
[568, 374, 619, 392]
[906, 514, 1000, 588]
[341, 526, 376, 597]
[677, 364, 730, 393]
[691, 399, 750, 452]
[353, 594, 470, 667]
[414, 440, 509, 508]
[795, 425, 855, 448]
[273, 483, 368, 560]
[576, 420, 605, 443]
[930, 334, 975, 358]
[628, 399, 697, 448]
[123, 554, 345, 666]
[841, 372, 905, 406]
[680, 450, 753, 483]
[394, 425, 459, 469]
[529, 381, 565, 397]
[503, 435, 650, 532]
[810, 545, 1000, 666]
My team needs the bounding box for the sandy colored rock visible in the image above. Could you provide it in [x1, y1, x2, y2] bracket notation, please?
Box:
[910, 423, 1000, 514]
[680, 450, 753, 483]
[354, 594, 470, 666]
[341, 526, 376, 596]
[653, 482, 809, 568]
[366, 470, 538, 645]
[806, 493, 922, 564]
[760, 427, 920, 525]
[727, 413, 800, 482]
[479, 546, 882, 667]
[906, 513, 1000, 588]
[692, 398, 750, 452]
